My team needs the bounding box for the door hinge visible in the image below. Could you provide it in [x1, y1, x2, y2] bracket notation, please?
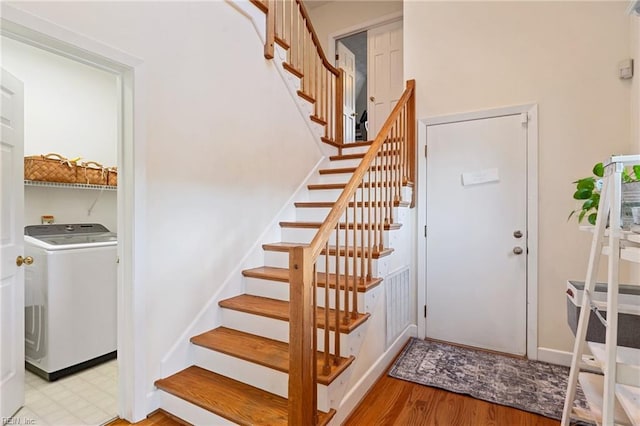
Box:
[335, 54, 339, 61]
[424, 225, 427, 238]
[520, 112, 529, 126]
[424, 145, 428, 158]
[424, 305, 427, 318]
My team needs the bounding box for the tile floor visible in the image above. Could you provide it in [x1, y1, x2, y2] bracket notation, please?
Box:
[11, 360, 118, 426]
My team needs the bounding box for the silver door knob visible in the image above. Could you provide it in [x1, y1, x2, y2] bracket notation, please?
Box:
[513, 247, 523, 255]
[369, 96, 376, 102]
[513, 230, 523, 238]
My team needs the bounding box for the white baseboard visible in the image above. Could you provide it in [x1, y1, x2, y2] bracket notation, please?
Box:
[332, 325, 417, 425]
[537, 347, 572, 367]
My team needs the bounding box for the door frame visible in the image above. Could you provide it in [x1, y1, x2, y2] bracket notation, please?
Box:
[416, 104, 539, 360]
[1, 5, 148, 421]
[328, 12, 402, 142]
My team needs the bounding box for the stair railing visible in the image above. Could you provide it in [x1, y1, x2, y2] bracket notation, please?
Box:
[252, 0, 344, 145]
[288, 80, 416, 425]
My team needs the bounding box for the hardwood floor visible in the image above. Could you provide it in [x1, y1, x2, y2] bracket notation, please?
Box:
[107, 410, 184, 426]
[343, 373, 560, 426]
[110, 356, 561, 426]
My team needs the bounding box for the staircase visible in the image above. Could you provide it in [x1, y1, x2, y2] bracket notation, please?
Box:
[152, 1, 416, 424]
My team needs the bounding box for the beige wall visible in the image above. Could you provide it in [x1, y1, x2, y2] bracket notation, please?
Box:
[405, 1, 632, 353]
[307, 0, 402, 54]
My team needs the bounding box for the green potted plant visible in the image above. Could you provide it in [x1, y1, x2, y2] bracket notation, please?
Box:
[569, 162, 640, 226]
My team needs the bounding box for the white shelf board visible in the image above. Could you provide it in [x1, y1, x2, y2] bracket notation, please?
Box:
[621, 247, 640, 263]
[24, 179, 116, 191]
[578, 372, 632, 426]
[602, 246, 640, 264]
[609, 155, 640, 166]
[588, 342, 640, 387]
[616, 384, 640, 426]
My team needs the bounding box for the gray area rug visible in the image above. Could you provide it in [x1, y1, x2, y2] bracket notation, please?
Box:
[389, 338, 589, 420]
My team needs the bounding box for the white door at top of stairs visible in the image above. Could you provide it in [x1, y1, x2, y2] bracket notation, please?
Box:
[367, 20, 403, 138]
[425, 112, 528, 356]
[337, 41, 357, 143]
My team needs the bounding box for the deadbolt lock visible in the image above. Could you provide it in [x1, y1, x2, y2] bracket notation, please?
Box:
[16, 256, 34, 267]
[513, 230, 523, 238]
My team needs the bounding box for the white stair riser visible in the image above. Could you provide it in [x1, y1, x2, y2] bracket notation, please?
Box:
[220, 308, 358, 357]
[192, 346, 336, 413]
[339, 144, 371, 154]
[295, 205, 400, 223]
[307, 187, 410, 203]
[159, 391, 235, 425]
[326, 158, 362, 168]
[313, 168, 404, 184]
[263, 251, 387, 277]
[244, 277, 368, 311]
[280, 227, 391, 248]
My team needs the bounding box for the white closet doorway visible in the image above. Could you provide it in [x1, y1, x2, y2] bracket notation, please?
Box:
[332, 16, 403, 143]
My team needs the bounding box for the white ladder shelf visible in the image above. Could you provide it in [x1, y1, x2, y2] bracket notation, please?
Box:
[562, 155, 640, 426]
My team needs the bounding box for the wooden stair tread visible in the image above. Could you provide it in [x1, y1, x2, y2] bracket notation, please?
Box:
[190, 327, 354, 386]
[310, 115, 327, 126]
[341, 140, 373, 149]
[243, 265, 383, 291]
[329, 150, 401, 161]
[155, 366, 335, 426]
[283, 62, 303, 79]
[319, 164, 398, 175]
[279, 221, 402, 231]
[219, 294, 370, 333]
[294, 200, 410, 208]
[262, 242, 393, 259]
[297, 90, 315, 104]
[308, 181, 410, 190]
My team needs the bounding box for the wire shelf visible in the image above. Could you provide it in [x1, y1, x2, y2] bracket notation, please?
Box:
[24, 180, 117, 191]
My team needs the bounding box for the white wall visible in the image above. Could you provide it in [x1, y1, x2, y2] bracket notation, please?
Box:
[2, 37, 118, 230]
[2, 37, 118, 165]
[23, 187, 117, 231]
[307, 0, 402, 54]
[405, 1, 632, 353]
[5, 0, 323, 407]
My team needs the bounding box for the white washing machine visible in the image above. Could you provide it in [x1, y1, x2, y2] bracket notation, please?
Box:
[24, 223, 117, 381]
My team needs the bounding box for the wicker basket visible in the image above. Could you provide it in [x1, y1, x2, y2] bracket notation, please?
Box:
[77, 161, 108, 185]
[107, 167, 118, 186]
[24, 153, 77, 183]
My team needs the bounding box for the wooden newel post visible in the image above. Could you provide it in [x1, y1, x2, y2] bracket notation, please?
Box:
[336, 68, 344, 146]
[406, 79, 416, 207]
[288, 246, 317, 425]
[264, 0, 275, 59]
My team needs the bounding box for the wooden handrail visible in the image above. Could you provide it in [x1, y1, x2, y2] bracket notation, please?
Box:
[296, 0, 340, 76]
[309, 80, 416, 259]
[249, 3, 416, 424]
[289, 79, 416, 425]
[258, 0, 344, 145]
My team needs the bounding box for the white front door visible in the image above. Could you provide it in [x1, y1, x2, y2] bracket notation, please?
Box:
[426, 113, 528, 356]
[367, 20, 403, 137]
[0, 69, 25, 419]
[337, 41, 356, 143]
